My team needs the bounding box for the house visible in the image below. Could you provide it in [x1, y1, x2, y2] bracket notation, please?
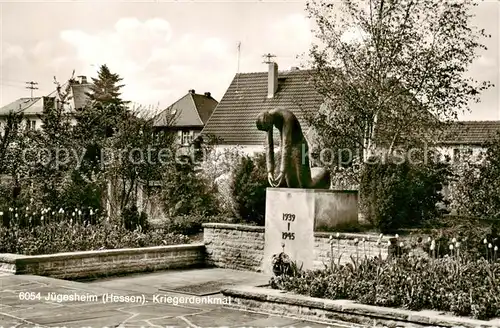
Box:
[0, 76, 91, 130]
[133, 90, 218, 219]
[201, 62, 500, 162]
[200, 63, 322, 155]
[153, 89, 218, 147]
[436, 120, 500, 162]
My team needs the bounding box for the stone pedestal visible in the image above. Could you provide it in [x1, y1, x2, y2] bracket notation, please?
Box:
[263, 188, 359, 274]
[263, 188, 315, 275]
[314, 190, 359, 231]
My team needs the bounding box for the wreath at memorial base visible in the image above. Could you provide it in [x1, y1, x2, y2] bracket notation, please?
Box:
[271, 252, 292, 276]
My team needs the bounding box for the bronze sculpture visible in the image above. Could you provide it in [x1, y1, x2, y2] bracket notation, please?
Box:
[256, 107, 330, 189]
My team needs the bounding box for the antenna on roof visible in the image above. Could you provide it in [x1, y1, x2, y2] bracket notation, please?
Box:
[25, 81, 39, 98]
[262, 53, 276, 64]
[236, 41, 241, 93]
[237, 42, 241, 73]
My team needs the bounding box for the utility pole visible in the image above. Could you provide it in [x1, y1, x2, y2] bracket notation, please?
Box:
[262, 53, 276, 64]
[25, 81, 38, 98]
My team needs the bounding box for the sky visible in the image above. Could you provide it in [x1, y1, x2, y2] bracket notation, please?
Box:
[0, 0, 499, 120]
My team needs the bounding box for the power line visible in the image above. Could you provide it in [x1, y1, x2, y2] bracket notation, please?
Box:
[0, 78, 26, 84]
[0, 82, 27, 89]
[25, 81, 38, 98]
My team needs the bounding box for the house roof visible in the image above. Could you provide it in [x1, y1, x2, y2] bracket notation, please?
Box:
[200, 69, 323, 145]
[0, 81, 91, 117]
[437, 120, 500, 146]
[153, 91, 218, 128]
[0, 97, 45, 116]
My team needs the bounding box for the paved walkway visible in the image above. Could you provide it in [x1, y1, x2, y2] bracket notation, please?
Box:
[0, 269, 359, 327]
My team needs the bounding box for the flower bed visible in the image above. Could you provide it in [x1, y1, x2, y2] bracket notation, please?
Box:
[270, 255, 500, 320]
[0, 207, 190, 255]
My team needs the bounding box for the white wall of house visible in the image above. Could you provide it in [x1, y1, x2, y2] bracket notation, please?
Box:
[0, 116, 77, 134]
[0, 116, 44, 133]
[436, 145, 486, 163]
[175, 129, 203, 146]
[213, 144, 265, 156]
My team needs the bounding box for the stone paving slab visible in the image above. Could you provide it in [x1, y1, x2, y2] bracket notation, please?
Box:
[0, 268, 358, 327]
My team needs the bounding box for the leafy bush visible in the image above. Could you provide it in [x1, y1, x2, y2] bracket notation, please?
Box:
[153, 214, 241, 236]
[447, 132, 500, 219]
[230, 153, 268, 225]
[360, 155, 451, 233]
[161, 160, 220, 217]
[197, 146, 245, 215]
[165, 214, 213, 235]
[60, 171, 104, 213]
[122, 205, 149, 231]
[271, 255, 500, 320]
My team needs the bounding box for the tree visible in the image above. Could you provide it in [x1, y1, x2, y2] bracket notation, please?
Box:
[0, 111, 24, 173]
[86, 64, 126, 106]
[305, 0, 493, 162]
[0, 111, 26, 207]
[73, 64, 129, 215]
[78, 64, 129, 142]
[28, 73, 86, 208]
[105, 106, 177, 217]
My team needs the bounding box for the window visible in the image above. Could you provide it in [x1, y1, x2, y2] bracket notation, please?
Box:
[453, 148, 460, 162]
[181, 130, 194, 145]
[26, 120, 36, 130]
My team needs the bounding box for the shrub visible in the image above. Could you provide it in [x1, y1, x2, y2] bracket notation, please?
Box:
[60, 171, 104, 213]
[230, 153, 268, 225]
[122, 205, 149, 231]
[166, 214, 211, 235]
[161, 160, 220, 217]
[164, 214, 243, 236]
[197, 146, 245, 216]
[271, 255, 500, 320]
[360, 155, 451, 233]
[447, 132, 500, 219]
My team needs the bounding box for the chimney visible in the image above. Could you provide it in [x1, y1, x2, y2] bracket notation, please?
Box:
[267, 62, 278, 98]
[189, 89, 196, 94]
[77, 75, 87, 84]
[289, 66, 300, 71]
[204, 92, 211, 98]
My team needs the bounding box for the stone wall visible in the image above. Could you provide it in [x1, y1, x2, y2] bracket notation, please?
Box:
[0, 244, 205, 279]
[203, 223, 265, 272]
[203, 223, 390, 272]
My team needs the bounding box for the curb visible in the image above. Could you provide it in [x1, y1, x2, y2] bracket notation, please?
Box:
[222, 285, 500, 328]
